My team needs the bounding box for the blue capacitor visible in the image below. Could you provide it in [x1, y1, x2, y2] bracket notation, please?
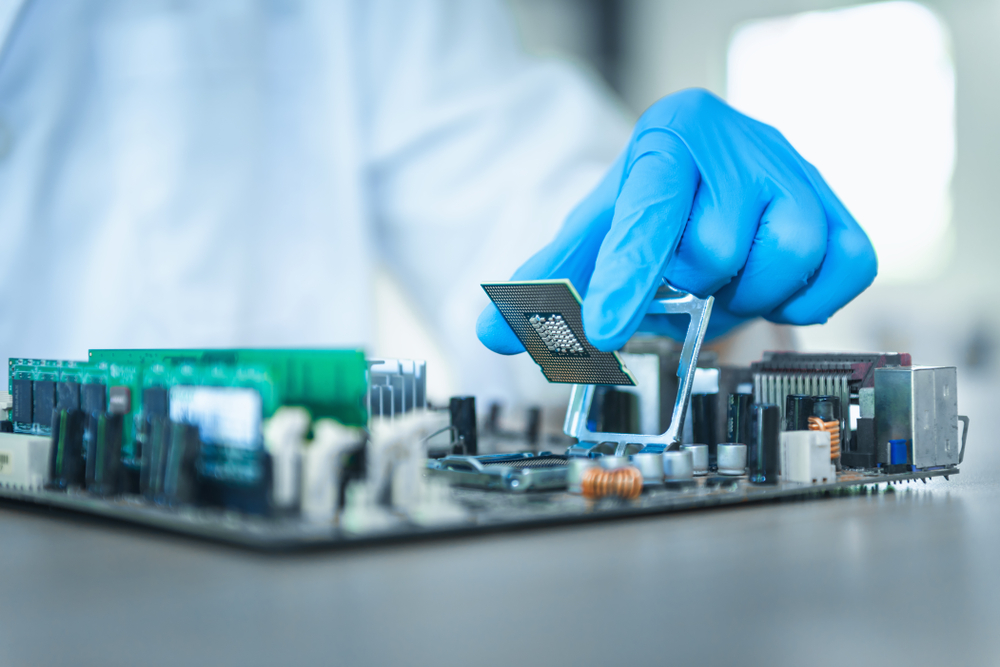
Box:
[889, 439, 909, 465]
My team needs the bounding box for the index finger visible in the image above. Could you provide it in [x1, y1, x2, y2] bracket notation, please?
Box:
[582, 129, 700, 351]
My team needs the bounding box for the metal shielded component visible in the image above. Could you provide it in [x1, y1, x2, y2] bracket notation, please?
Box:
[481, 280, 636, 386]
[875, 366, 966, 469]
[562, 282, 714, 454]
[426, 452, 570, 492]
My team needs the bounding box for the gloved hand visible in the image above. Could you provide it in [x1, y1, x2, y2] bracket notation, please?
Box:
[477, 89, 877, 354]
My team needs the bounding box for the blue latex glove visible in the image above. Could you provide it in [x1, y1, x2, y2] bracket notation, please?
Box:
[477, 89, 877, 354]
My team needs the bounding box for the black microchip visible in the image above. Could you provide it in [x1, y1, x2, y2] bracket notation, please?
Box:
[11, 378, 32, 423]
[56, 381, 80, 411]
[142, 386, 169, 417]
[32, 380, 55, 427]
[0, 421, 12, 433]
[82, 383, 107, 414]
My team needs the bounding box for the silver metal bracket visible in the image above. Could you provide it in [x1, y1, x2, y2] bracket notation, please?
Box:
[562, 282, 714, 456]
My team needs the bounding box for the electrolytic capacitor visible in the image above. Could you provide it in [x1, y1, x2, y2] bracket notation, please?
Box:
[726, 393, 752, 448]
[717, 443, 747, 476]
[48, 409, 85, 490]
[691, 393, 717, 467]
[682, 444, 709, 476]
[750, 404, 781, 484]
[449, 396, 477, 455]
[785, 394, 815, 431]
[163, 422, 201, 505]
[525, 406, 541, 449]
[813, 395, 841, 422]
[84, 412, 123, 496]
[140, 415, 171, 501]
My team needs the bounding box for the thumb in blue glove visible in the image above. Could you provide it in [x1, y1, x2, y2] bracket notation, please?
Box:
[477, 88, 877, 354]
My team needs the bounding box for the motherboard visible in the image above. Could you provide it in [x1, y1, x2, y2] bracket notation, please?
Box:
[0, 285, 970, 550]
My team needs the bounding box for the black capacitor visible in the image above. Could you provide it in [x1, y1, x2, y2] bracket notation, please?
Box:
[11, 378, 32, 423]
[32, 381, 56, 428]
[727, 393, 752, 446]
[140, 415, 171, 500]
[526, 406, 542, 449]
[81, 383, 107, 414]
[487, 403, 501, 433]
[750, 404, 781, 484]
[162, 422, 201, 505]
[449, 396, 477, 455]
[785, 394, 815, 431]
[48, 409, 85, 489]
[691, 393, 718, 466]
[84, 412, 123, 496]
[56, 381, 80, 411]
[813, 395, 841, 422]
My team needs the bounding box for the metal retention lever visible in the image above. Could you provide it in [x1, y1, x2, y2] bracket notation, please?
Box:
[563, 282, 714, 456]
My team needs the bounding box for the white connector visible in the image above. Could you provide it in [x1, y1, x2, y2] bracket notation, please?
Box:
[301, 419, 363, 523]
[368, 409, 447, 510]
[263, 407, 311, 511]
[0, 433, 51, 490]
[782, 430, 835, 484]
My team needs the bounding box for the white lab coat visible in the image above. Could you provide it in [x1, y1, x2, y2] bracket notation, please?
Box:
[0, 0, 630, 403]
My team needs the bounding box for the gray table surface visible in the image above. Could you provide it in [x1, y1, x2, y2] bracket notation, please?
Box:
[2, 378, 998, 667]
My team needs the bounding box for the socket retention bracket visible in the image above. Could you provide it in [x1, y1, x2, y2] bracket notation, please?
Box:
[563, 281, 714, 456]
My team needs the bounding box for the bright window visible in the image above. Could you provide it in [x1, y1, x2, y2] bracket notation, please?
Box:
[727, 2, 955, 283]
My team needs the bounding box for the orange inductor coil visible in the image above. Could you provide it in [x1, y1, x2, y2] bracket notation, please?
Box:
[580, 466, 644, 500]
[807, 416, 841, 460]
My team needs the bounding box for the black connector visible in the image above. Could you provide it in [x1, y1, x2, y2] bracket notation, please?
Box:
[842, 417, 877, 469]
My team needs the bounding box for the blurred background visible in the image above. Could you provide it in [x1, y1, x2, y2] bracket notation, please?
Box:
[377, 0, 1000, 411]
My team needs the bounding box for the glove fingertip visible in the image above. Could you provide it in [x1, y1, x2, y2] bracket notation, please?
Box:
[582, 301, 633, 353]
[476, 305, 526, 355]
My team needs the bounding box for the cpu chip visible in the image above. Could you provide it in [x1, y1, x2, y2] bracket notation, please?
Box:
[482, 280, 636, 386]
